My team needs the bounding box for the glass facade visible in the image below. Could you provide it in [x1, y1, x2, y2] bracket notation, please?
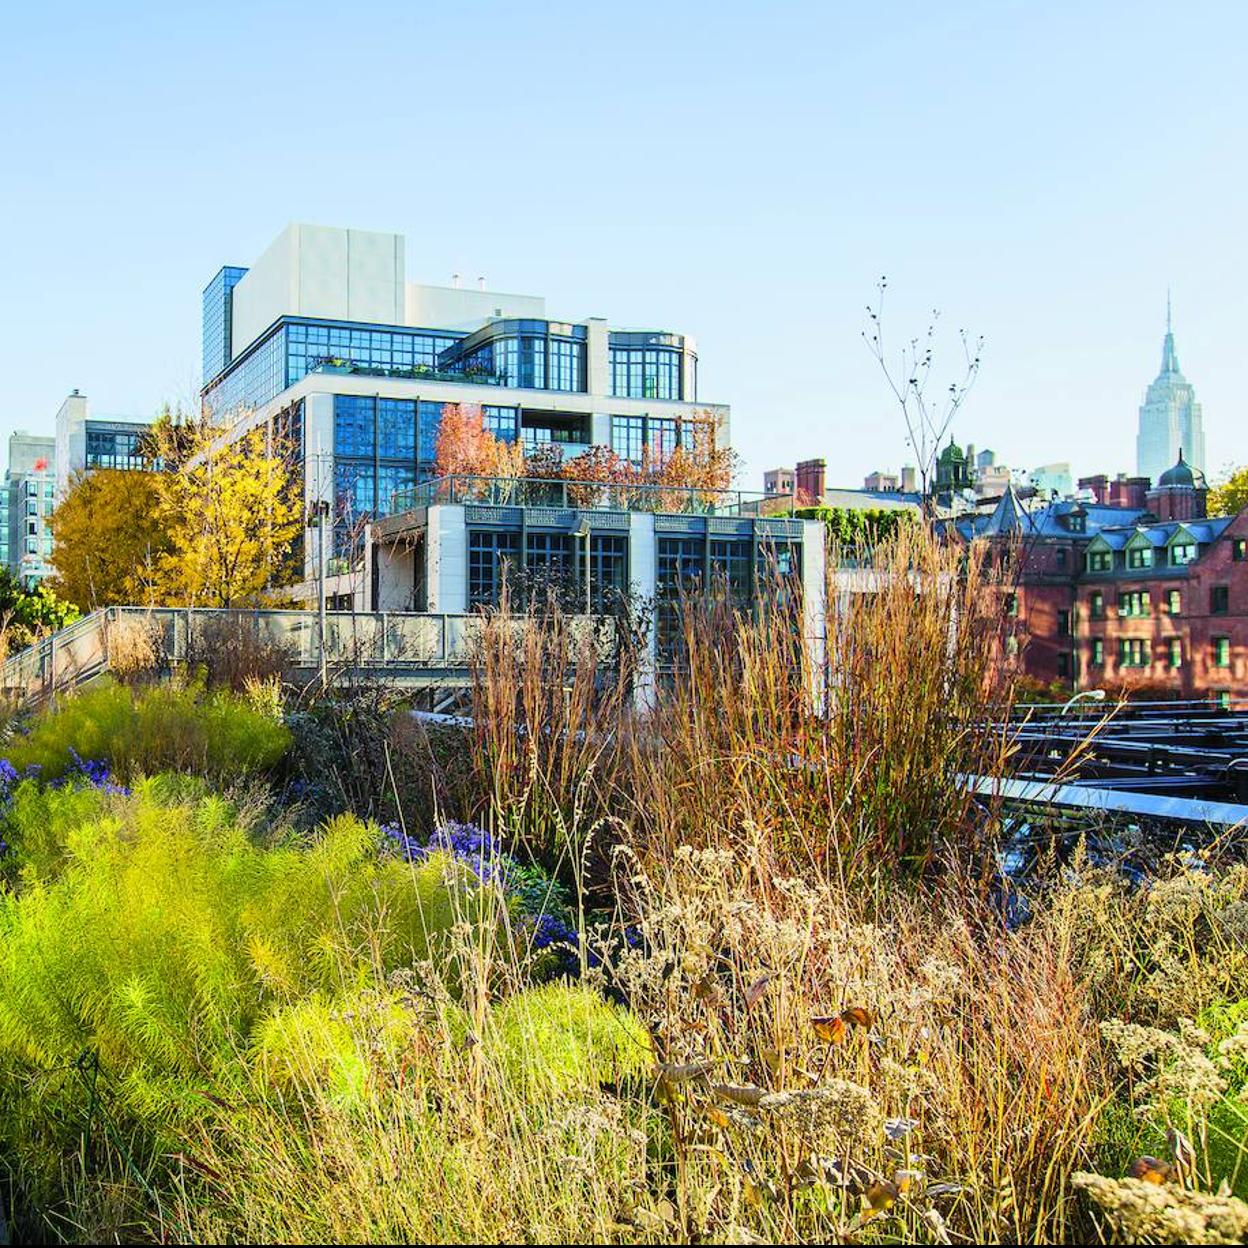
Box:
[85, 422, 151, 472]
[610, 346, 683, 400]
[451, 321, 587, 393]
[202, 266, 247, 383]
[610, 414, 694, 465]
[204, 319, 465, 419]
[331, 396, 449, 556]
[468, 530, 521, 607]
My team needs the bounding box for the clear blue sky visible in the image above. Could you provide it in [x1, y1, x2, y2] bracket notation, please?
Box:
[2, 0, 1245, 488]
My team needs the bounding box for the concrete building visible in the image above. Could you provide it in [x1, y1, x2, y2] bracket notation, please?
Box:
[1, 433, 57, 586]
[1136, 297, 1205, 485]
[864, 470, 899, 492]
[201, 223, 730, 602]
[54, 390, 154, 499]
[952, 455, 1247, 702]
[1028, 461, 1073, 499]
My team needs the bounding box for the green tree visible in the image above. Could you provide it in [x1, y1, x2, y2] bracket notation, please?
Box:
[50, 469, 172, 610]
[1208, 466, 1248, 517]
[0, 566, 79, 654]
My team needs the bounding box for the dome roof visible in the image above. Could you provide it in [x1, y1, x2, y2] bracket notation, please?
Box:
[1157, 449, 1206, 489]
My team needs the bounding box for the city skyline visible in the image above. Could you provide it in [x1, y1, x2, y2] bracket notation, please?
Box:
[2, 2, 1245, 489]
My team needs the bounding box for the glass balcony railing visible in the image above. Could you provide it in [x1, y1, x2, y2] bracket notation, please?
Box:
[309, 359, 507, 386]
[388, 474, 783, 518]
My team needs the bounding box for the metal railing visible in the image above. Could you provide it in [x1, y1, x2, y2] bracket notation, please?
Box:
[309, 360, 506, 386]
[0, 607, 611, 705]
[390, 473, 782, 517]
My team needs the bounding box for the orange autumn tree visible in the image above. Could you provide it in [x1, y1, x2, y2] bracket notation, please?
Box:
[433, 403, 524, 491]
[651, 413, 739, 509]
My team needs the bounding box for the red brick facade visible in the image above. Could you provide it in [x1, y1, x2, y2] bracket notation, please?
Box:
[999, 509, 1248, 700]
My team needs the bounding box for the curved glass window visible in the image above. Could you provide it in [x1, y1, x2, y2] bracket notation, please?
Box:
[610, 346, 684, 400]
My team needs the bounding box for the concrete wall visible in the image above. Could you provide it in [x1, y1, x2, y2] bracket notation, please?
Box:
[426, 505, 467, 613]
[404, 282, 545, 330]
[231, 224, 406, 357]
[54, 391, 88, 499]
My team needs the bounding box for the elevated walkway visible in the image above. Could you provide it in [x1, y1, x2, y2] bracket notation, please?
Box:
[0, 607, 593, 706]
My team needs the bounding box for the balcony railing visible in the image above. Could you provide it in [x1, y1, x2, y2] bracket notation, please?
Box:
[309, 359, 507, 386]
[390, 474, 784, 517]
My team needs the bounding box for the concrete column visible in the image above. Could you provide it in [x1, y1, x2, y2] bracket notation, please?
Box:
[800, 518, 828, 709]
[585, 318, 610, 400]
[628, 511, 657, 709]
[427, 504, 467, 614]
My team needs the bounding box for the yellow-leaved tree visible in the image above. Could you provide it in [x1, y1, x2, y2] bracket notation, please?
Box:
[1208, 466, 1248, 517]
[157, 422, 303, 607]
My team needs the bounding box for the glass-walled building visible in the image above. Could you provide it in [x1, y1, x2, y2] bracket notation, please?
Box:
[54, 391, 155, 500]
[200, 224, 728, 603]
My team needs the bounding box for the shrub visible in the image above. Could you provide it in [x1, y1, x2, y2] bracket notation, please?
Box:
[1, 678, 291, 783]
[184, 613, 293, 691]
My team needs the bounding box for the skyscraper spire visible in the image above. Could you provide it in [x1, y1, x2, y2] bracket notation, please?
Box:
[1161, 291, 1179, 374]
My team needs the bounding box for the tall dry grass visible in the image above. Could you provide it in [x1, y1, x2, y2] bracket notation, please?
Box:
[469, 523, 1015, 887]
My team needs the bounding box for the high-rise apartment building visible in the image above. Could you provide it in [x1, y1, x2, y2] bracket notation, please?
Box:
[1, 432, 57, 586]
[1136, 298, 1205, 485]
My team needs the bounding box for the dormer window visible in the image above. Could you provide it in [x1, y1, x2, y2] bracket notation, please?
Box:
[1088, 549, 1112, 572]
[1068, 512, 1086, 534]
[1127, 545, 1154, 569]
[1170, 542, 1196, 565]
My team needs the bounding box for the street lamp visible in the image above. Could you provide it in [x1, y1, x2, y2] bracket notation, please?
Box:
[572, 518, 591, 616]
[308, 496, 331, 685]
[1059, 688, 1106, 716]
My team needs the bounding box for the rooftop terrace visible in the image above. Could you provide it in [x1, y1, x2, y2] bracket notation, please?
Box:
[389, 474, 783, 518]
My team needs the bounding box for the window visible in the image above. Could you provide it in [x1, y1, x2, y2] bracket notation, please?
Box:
[1168, 637, 1182, 668]
[587, 535, 628, 611]
[609, 414, 693, 466]
[710, 539, 753, 608]
[1089, 591, 1104, 619]
[1234, 539, 1246, 562]
[1167, 588, 1181, 614]
[1215, 690, 1232, 710]
[1057, 609, 1070, 637]
[1091, 638, 1104, 666]
[1213, 636, 1231, 668]
[1087, 549, 1112, 572]
[1118, 638, 1148, 668]
[1211, 585, 1230, 615]
[656, 537, 706, 658]
[334, 396, 375, 458]
[1127, 544, 1154, 569]
[468, 530, 521, 607]
[1004, 592, 1018, 617]
[609, 345, 684, 400]
[1068, 513, 1086, 534]
[1057, 653, 1070, 677]
[1170, 542, 1196, 565]
[1056, 548, 1068, 570]
[1118, 590, 1151, 617]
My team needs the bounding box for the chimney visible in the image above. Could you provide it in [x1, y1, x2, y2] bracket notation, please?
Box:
[1078, 474, 1109, 505]
[795, 458, 826, 502]
[452, 273, 461, 288]
[477, 276, 485, 291]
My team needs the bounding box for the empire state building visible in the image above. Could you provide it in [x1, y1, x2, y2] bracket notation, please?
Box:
[1136, 297, 1206, 484]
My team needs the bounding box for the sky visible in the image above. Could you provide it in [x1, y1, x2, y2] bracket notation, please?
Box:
[1, 0, 1245, 490]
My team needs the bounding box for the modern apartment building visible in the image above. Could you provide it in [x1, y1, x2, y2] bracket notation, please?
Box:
[200, 223, 731, 603]
[54, 390, 154, 499]
[1, 432, 57, 586]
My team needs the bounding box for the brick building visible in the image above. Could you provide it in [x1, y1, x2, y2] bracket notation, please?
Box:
[951, 454, 1248, 703]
